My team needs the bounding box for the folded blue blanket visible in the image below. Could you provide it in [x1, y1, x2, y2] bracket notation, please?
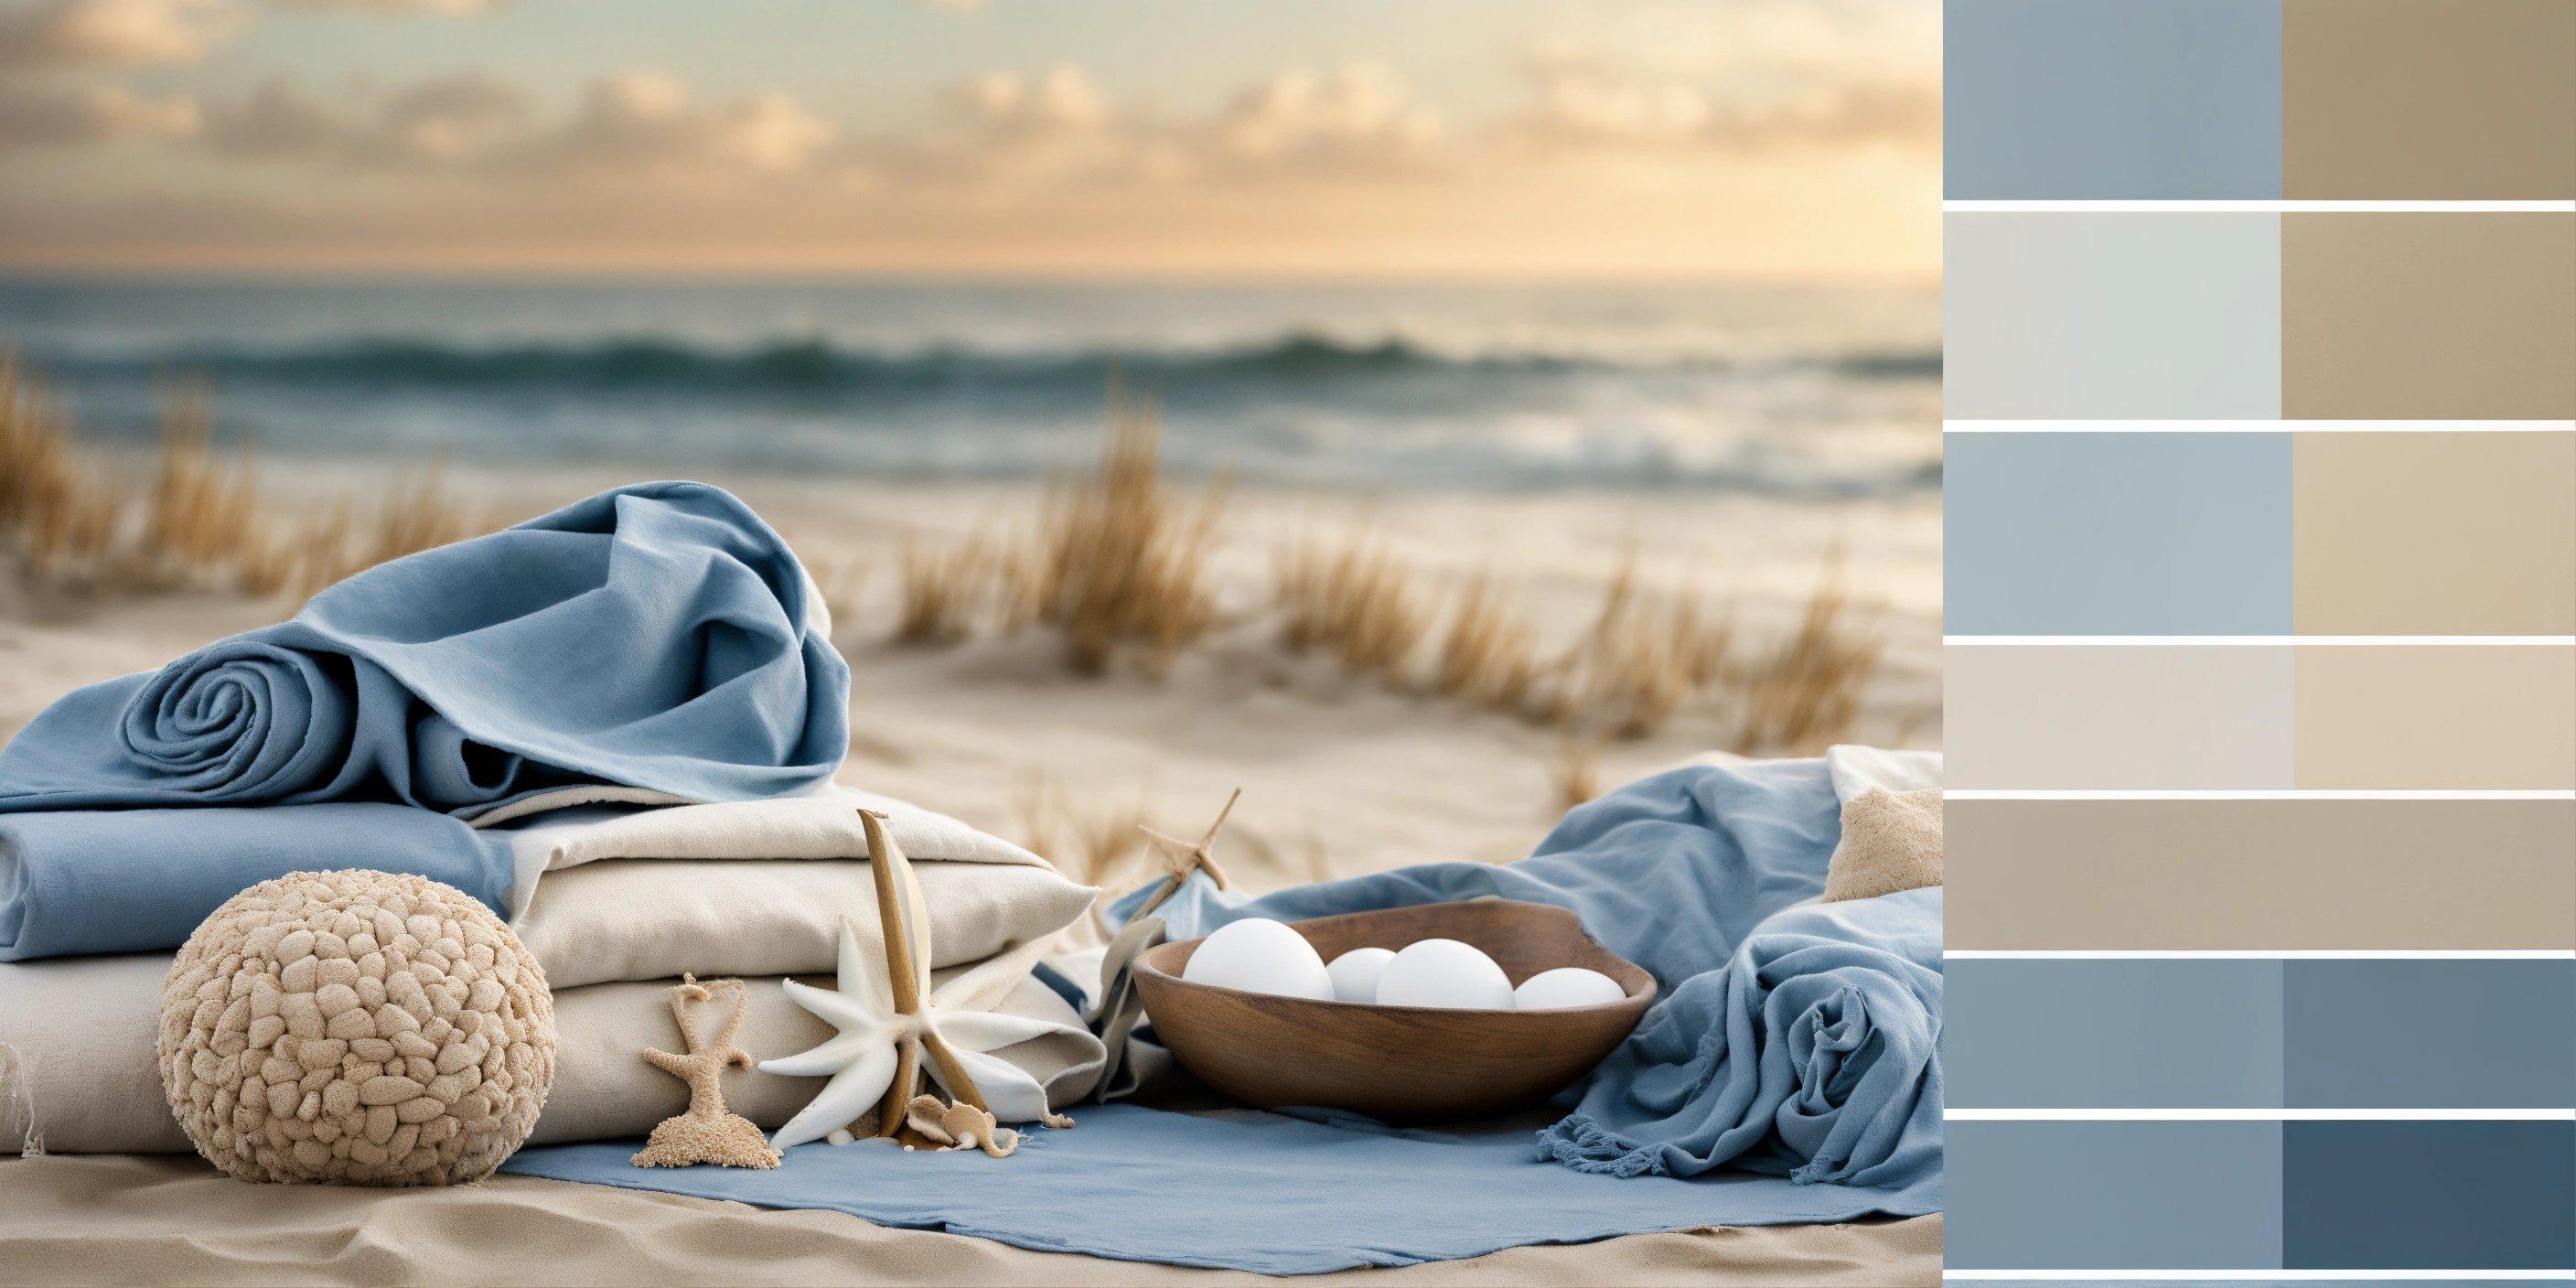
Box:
[0, 481, 848, 814]
[1539, 887, 1943, 1185]
[1116, 758, 1941, 1194]
[0, 805, 514, 962]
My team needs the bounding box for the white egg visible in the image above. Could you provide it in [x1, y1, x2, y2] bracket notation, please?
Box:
[1373, 938, 1515, 1010]
[1325, 947, 1396, 1004]
[1182, 918, 1335, 1001]
[1512, 966, 1627, 1010]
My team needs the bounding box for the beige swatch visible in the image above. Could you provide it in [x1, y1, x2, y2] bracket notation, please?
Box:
[2294, 432, 2576, 634]
[2285, 0, 2576, 199]
[1948, 799, 2576, 950]
[1946, 645, 2294, 789]
[2282, 213, 2576, 419]
[2294, 646, 2576, 789]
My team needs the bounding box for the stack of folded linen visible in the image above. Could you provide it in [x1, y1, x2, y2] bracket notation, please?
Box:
[0, 482, 1101, 1155]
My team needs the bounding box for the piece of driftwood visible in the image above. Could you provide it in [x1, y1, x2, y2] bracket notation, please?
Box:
[1132, 900, 1655, 1122]
[1132, 788, 1240, 918]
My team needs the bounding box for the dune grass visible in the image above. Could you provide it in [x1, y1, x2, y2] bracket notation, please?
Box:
[1273, 529, 1431, 680]
[1431, 569, 1544, 713]
[1733, 555, 1884, 753]
[0, 357, 126, 581]
[894, 534, 993, 646]
[0, 354, 488, 599]
[1028, 392, 1226, 675]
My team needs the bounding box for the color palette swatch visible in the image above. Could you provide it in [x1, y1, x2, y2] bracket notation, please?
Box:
[1945, 0, 2576, 1278]
[1947, 213, 2576, 419]
[1948, 0, 2576, 199]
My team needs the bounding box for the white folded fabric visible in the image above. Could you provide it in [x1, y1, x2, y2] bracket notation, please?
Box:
[0, 952, 1104, 1154]
[516, 859, 1095, 991]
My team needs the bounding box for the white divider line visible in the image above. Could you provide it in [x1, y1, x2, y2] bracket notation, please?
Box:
[1944, 199, 2576, 213]
[1946, 1272, 2576, 1282]
[1945, 636, 2576, 647]
[1945, 789, 2576, 800]
[1945, 419, 2576, 433]
[1946, 950, 2576, 961]
[1947, 1109, 2576, 1122]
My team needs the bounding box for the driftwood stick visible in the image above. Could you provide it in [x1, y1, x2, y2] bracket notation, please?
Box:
[858, 806, 993, 1118]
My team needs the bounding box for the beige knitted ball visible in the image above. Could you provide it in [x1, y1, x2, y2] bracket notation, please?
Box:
[159, 869, 556, 1186]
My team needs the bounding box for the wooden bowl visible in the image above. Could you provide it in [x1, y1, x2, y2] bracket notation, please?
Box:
[1132, 899, 1657, 1122]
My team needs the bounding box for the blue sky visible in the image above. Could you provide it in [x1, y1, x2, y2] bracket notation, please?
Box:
[0, 0, 1939, 280]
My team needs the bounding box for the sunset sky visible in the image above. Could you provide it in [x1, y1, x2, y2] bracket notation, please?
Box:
[0, 0, 1939, 281]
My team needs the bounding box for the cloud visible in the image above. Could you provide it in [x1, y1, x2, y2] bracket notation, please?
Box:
[1211, 63, 1443, 175]
[0, 79, 199, 148]
[1501, 2, 1938, 156]
[200, 72, 528, 164]
[194, 69, 836, 180]
[0, 0, 241, 69]
[543, 71, 836, 176]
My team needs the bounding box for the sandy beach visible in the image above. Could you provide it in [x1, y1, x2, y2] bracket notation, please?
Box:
[0, 459, 1938, 901]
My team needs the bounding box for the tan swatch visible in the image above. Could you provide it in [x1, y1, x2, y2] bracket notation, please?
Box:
[2282, 213, 2576, 420]
[2294, 432, 2576, 635]
[2294, 646, 2576, 789]
[2285, 0, 2576, 199]
[1948, 799, 2576, 950]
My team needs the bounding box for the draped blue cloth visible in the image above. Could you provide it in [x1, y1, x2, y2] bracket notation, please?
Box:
[1112, 758, 1943, 1194]
[1537, 887, 1942, 1184]
[0, 481, 848, 814]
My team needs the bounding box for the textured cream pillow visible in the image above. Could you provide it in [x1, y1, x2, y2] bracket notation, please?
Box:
[1822, 789, 1943, 903]
[159, 870, 555, 1186]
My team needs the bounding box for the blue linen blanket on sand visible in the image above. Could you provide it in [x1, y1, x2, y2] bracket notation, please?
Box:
[0, 481, 844, 961]
[504, 758, 1943, 1273]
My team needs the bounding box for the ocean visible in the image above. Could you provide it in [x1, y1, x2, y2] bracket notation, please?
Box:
[0, 276, 1937, 496]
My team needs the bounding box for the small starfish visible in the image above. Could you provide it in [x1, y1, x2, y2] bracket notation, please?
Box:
[632, 976, 780, 1169]
[759, 810, 1076, 1151]
[1133, 787, 1240, 917]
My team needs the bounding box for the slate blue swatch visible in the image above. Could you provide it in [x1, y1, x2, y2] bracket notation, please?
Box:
[1944, 433, 2294, 634]
[1945, 960, 2286, 1108]
[1947, 1122, 2283, 1269]
[2282, 1122, 2575, 1270]
[2284, 960, 2576, 1109]
[1947, 0, 2283, 199]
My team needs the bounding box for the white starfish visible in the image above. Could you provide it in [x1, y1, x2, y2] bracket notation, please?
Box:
[760, 810, 1075, 1151]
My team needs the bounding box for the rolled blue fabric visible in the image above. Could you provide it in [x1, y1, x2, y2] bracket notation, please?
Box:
[0, 481, 849, 813]
[0, 804, 514, 961]
[1536, 887, 1943, 1186]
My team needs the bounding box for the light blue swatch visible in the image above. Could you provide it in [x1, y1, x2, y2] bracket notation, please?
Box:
[1948, 1121, 2283, 1269]
[1946, 214, 2282, 419]
[1944, 960, 2286, 1108]
[1947, 0, 2282, 199]
[1945, 432, 2294, 634]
